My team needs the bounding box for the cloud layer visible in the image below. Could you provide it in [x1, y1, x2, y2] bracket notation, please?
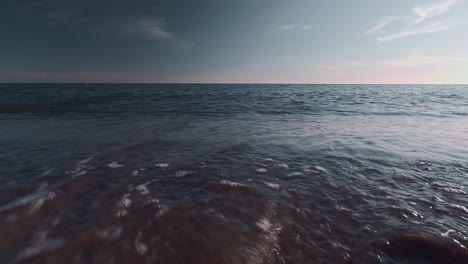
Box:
[365, 0, 460, 42]
[15, 0, 183, 43]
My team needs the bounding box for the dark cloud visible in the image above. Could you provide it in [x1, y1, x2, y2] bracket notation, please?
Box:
[13, 0, 180, 42]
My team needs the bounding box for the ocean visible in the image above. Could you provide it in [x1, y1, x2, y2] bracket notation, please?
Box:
[1, 84, 468, 264]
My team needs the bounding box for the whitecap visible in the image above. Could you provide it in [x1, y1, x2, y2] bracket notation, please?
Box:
[175, 171, 195, 178]
[264, 182, 280, 190]
[314, 166, 327, 172]
[256, 218, 272, 232]
[155, 204, 169, 217]
[108, 162, 123, 169]
[256, 168, 267, 174]
[0, 186, 54, 214]
[244, 212, 282, 264]
[115, 194, 132, 213]
[443, 187, 467, 195]
[39, 168, 54, 177]
[220, 180, 246, 188]
[78, 156, 93, 165]
[120, 197, 131, 207]
[72, 170, 87, 177]
[134, 231, 148, 255]
[155, 163, 169, 168]
[136, 184, 150, 195]
[301, 166, 319, 173]
[286, 172, 302, 177]
[449, 204, 468, 213]
[15, 236, 65, 261]
[68, 156, 94, 178]
[441, 229, 456, 237]
[115, 209, 128, 218]
[410, 210, 424, 219]
[131, 170, 139, 176]
[97, 226, 123, 240]
[276, 164, 289, 169]
[28, 192, 55, 214]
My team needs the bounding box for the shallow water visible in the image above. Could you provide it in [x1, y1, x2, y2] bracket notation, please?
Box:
[1, 84, 468, 263]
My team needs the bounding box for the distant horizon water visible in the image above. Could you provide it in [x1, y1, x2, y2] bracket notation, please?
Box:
[2, 82, 468, 85]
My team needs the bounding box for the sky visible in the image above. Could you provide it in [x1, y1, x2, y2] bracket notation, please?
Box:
[1, 0, 468, 84]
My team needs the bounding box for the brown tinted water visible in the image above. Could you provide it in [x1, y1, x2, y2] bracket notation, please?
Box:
[1, 84, 468, 264]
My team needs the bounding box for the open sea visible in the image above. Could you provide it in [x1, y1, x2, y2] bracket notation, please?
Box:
[1, 84, 468, 264]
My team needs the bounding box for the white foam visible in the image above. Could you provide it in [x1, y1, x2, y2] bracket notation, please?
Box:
[72, 170, 87, 177]
[441, 229, 456, 237]
[155, 163, 169, 168]
[256, 168, 267, 174]
[28, 191, 55, 214]
[78, 156, 93, 165]
[286, 172, 303, 177]
[131, 170, 139, 176]
[410, 210, 424, 219]
[114, 194, 132, 216]
[244, 210, 282, 264]
[134, 231, 148, 255]
[97, 226, 123, 240]
[115, 209, 128, 218]
[121, 197, 131, 207]
[443, 187, 467, 195]
[256, 218, 272, 232]
[136, 184, 150, 195]
[68, 156, 94, 178]
[39, 168, 54, 177]
[175, 171, 195, 178]
[276, 164, 289, 169]
[155, 204, 169, 217]
[108, 162, 123, 169]
[15, 234, 64, 261]
[220, 180, 246, 188]
[314, 166, 327, 172]
[449, 204, 468, 213]
[264, 182, 280, 190]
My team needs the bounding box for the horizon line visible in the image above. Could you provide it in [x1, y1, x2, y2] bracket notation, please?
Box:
[1, 82, 468, 85]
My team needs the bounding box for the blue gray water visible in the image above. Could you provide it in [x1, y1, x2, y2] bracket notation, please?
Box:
[1, 84, 468, 264]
